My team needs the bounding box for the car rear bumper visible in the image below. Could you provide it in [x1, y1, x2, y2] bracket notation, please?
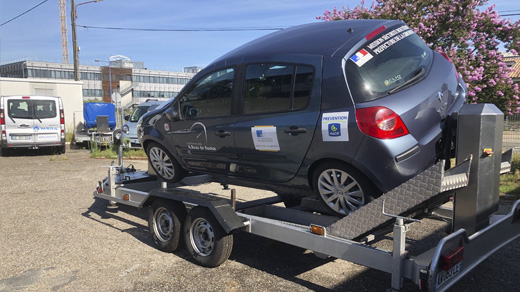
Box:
[1, 141, 65, 149]
[353, 125, 442, 193]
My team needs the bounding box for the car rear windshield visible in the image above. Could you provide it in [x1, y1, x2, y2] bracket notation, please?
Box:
[345, 25, 433, 102]
[7, 99, 57, 120]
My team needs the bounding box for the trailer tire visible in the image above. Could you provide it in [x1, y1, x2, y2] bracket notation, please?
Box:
[184, 207, 233, 267]
[149, 199, 186, 252]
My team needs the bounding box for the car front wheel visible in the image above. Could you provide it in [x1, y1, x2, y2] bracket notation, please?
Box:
[313, 162, 379, 216]
[146, 142, 185, 183]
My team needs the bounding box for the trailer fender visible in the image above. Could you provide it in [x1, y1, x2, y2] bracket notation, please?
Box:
[149, 188, 246, 233]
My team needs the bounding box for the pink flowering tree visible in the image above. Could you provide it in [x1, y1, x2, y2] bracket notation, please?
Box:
[318, 0, 520, 114]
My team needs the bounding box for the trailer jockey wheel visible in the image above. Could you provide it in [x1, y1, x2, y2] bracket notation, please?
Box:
[148, 199, 186, 252]
[184, 207, 233, 267]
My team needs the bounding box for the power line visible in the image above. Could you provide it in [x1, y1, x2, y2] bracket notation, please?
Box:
[76, 24, 285, 32]
[0, 0, 49, 27]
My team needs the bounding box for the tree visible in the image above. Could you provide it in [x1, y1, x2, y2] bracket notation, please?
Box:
[318, 0, 520, 114]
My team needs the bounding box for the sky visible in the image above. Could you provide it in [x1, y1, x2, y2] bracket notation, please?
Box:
[0, 0, 519, 72]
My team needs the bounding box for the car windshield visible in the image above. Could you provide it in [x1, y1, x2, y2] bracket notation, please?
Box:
[345, 25, 433, 102]
[129, 106, 151, 122]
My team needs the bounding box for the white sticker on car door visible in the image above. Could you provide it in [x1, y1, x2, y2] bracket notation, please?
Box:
[251, 126, 280, 151]
[322, 112, 349, 142]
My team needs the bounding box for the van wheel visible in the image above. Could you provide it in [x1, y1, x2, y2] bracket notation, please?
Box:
[146, 142, 185, 183]
[58, 145, 66, 154]
[149, 199, 186, 252]
[184, 207, 233, 267]
[312, 162, 379, 216]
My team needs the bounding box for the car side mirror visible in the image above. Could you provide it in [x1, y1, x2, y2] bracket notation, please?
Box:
[124, 115, 130, 121]
[164, 107, 180, 121]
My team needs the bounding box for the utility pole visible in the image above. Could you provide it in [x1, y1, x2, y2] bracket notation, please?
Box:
[59, 0, 69, 64]
[71, 0, 79, 80]
[71, 0, 103, 81]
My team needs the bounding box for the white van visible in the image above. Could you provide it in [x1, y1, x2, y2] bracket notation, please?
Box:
[0, 95, 66, 155]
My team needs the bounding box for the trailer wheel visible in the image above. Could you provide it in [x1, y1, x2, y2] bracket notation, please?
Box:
[313, 161, 380, 216]
[184, 207, 233, 267]
[149, 199, 186, 252]
[146, 142, 185, 183]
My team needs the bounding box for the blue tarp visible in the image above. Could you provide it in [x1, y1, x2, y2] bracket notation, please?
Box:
[83, 102, 116, 129]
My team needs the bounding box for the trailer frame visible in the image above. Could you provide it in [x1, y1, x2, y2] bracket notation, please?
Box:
[93, 161, 520, 291]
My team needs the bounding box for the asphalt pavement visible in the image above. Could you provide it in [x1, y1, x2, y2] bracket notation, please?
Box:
[0, 146, 519, 292]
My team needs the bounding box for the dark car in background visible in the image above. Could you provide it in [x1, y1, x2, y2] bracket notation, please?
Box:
[138, 19, 466, 216]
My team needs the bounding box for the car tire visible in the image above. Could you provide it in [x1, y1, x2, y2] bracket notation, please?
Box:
[184, 207, 233, 268]
[149, 199, 187, 252]
[312, 161, 380, 216]
[146, 142, 185, 183]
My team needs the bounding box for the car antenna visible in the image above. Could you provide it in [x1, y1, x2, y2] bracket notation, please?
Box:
[347, 27, 354, 33]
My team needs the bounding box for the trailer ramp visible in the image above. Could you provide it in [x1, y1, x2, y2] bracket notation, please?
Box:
[328, 158, 471, 240]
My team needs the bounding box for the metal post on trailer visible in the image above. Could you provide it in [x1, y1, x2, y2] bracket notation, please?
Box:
[108, 165, 117, 206]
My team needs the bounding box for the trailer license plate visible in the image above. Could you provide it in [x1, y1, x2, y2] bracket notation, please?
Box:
[435, 261, 462, 289]
[11, 135, 31, 140]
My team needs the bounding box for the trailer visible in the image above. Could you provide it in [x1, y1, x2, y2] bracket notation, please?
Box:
[73, 102, 121, 147]
[92, 104, 520, 291]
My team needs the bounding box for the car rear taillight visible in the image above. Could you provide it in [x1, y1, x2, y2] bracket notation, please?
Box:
[439, 52, 460, 83]
[0, 109, 5, 140]
[60, 109, 65, 137]
[356, 106, 409, 139]
[22, 96, 30, 99]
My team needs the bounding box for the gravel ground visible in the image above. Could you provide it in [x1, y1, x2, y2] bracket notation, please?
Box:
[0, 146, 519, 292]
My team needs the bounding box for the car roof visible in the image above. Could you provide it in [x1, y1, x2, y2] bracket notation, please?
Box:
[137, 100, 164, 107]
[210, 19, 400, 66]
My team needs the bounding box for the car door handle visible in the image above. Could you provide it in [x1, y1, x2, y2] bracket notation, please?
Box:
[19, 124, 31, 128]
[284, 126, 307, 135]
[215, 130, 231, 137]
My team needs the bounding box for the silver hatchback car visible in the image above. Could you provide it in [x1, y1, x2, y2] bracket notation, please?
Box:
[139, 20, 467, 216]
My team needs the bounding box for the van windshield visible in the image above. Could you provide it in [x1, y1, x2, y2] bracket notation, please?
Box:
[345, 25, 433, 102]
[7, 100, 57, 120]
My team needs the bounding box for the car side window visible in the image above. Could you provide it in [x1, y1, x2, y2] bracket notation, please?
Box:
[243, 64, 314, 114]
[178, 68, 234, 119]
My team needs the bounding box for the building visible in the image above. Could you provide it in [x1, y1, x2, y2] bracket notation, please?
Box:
[0, 57, 201, 132]
[0, 76, 83, 131]
[505, 55, 520, 83]
[0, 57, 201, 108]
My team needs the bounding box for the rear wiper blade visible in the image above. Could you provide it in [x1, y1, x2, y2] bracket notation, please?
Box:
[32, 108, 42, 123]
[388, 67, 425, 94]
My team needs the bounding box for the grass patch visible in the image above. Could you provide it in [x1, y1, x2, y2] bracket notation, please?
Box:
[500, 152, 520, 197]
[89, 142, 146, 159]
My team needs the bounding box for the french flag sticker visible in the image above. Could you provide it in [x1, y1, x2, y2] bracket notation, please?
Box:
[350, 49, 373, 67]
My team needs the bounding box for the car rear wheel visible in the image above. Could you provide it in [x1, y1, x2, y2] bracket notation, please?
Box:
[146, 142, 185, 183]
[313, 162, 379, 216]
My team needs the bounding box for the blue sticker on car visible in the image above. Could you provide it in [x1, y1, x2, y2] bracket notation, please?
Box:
[328, 123, 341, 137]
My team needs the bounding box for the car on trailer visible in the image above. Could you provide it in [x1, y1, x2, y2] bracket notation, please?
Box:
[138, 19, 467, 216]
